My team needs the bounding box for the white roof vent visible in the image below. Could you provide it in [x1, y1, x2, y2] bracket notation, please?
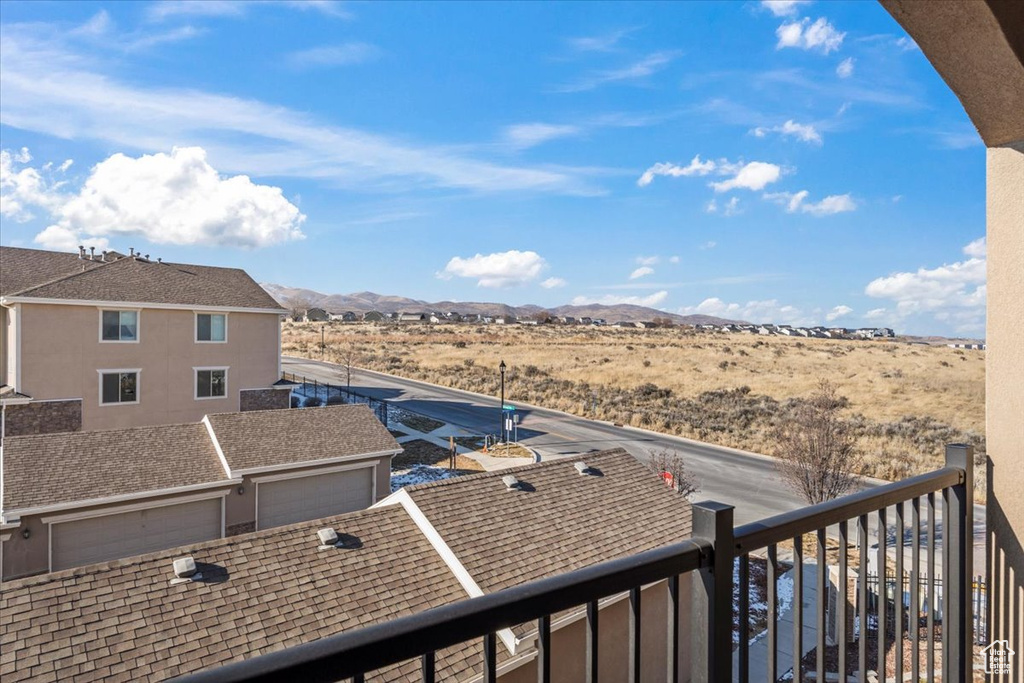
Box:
[317, 527, 341, 550]
[502, 475, 520, 491]
[170, 556, 203, 585]
[574, 461, 593, 475]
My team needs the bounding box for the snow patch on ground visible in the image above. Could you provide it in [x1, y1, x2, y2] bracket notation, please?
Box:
[391, 465, 463, 491]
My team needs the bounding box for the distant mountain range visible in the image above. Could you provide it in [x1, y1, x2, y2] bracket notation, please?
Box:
[260, 283, 749, 326]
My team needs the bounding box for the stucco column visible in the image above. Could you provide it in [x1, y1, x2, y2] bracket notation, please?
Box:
[986, 141, 1024, 679]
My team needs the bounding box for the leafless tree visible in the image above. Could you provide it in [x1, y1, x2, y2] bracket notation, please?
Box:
[773, 379, 861, 504]
[648, 449, 700, 498]
[286, 297, 312, 322]
[339, 344, 357, 389]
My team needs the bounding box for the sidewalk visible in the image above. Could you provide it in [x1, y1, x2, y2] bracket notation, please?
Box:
[737, 561, 820, 683]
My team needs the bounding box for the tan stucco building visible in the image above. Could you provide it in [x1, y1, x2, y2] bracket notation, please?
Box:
[0, 246, 290, 435]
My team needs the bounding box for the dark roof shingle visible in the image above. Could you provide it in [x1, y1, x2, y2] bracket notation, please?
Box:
[0, 506, 481, 682]
[406, 448, 693, 592]
[1, 424, 229, 512]
[207, 405, 401, 473]
[0, 246, 283, 310]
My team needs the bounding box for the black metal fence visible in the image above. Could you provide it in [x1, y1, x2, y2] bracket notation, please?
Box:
[860, 572, 987, 645]
[283, 372, 390, 428]
[173, 445, 976, 683]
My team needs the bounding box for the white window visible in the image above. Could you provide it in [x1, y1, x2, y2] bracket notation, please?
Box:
[99, 370, 140, 405]
[195, 367, 228, 399]
[100, 310, 138, 342]
[196, 313, 227, 342]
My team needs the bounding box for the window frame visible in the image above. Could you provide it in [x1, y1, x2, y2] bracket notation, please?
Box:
[97, 369, 141, 406]
[98, 309, 141, 343]
[194, 312, 228, 343]
[194, 366, 229, 401]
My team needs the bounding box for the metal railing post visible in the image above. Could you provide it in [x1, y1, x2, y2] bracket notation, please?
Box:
[690, 501, 734, 683]
[942, 443, 973, 683]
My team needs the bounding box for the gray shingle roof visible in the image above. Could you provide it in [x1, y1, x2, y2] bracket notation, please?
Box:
[406, 448, 694, 592]
[1, 424, 229, 512]
[207, 405, 401, 473]
[0, 246, 283, 311]
[2, 406, 400, 512]
[0, 506, 483, 682]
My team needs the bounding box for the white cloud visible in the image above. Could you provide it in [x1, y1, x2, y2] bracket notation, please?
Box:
[503, 123, 581, 150]
[439, 250, 547, 288]
[705, 199, 718, 213]
[761, 1, 810, 17]
[864, 308, 889, 321]
[566, 28, 636, 52]
[0, 148, 70, 222]
[636, 255, 659, 266]
[669, 255, 680, 263]
[763, 190, 856, 216]
[699, 241, 717, 250]
[571, 291, 669, 307]
[723, 196, 742, 216]
[825, 304, 853, 321]
[629, 266, 655, 280]
[710, 161, 782, 193]
[637, 155, 716, 186]
[286, 43, 381, 69]
[750, 120, 822, 145]
[540, 277, 567, 289]
[29, 147, 306, 251]
[892, 194, 903, 203]
[776, 17, 845, 54]
[0, 29, 596, 196]
[555, 51, 678, 93]
[679, 297, 814, 326]
[836, 57, 855, 78]
[864, 238, 986, 332]
[148, 0, 349, 21]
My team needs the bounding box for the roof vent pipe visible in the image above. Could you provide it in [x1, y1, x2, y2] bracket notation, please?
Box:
[129, 247, 135, 257]
[574, 462, 592, 475]
[170, 556, 203, 584]
[78, 245, 86, 259]
[89, 247, 96, 260]
[502, 474, 520, 491]
[101, 250, 108, 262]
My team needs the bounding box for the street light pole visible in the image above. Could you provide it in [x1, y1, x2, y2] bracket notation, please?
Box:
[321, 325, 325, 360]
[499, 360, 506, 443]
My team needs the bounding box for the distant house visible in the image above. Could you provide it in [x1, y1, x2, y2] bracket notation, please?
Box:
[462, 313, 480, 324]
[757, 326, 774, 335]
[398, 312, 427, 323]
[827, 327, 849, 337]
[429, 314, 444, 324]
[304, 307, 330, 322]
[579, 317, 593, 325]
[560, 315, 576, 325]
[520, 319, 539, 326]
[362, 310, 386, 322]
[778, 327, 796, 336]
[495, 315, 516, 325]
[635, 321, 658, 329]
[592, 318, 606, 326]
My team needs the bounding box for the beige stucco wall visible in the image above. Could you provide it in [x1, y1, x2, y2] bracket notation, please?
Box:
[16, 303, 280, 431]
[499, 578, 692, 683]
[986, 142, 1024, 676]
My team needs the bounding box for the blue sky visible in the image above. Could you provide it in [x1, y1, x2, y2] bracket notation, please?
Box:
[0, 0, 986, 335]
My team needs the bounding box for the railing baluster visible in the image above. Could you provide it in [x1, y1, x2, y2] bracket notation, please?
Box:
[690, 501, 734, 683]
[877, 506, 887, 681]
[629, 586, 641, 683]
[926, 491, 936, 680]
[858, 514, 868, 680]
[838, 519, 848, 683]
[816, 528, 826, 683]
[793, 535, 803, 682]
[482, 632, 496, 683]
[895, 501, 905, 683]
[942, 487, 950, 679]
[667, 575, 680, 683]
[421, 651, 435, 683]
[537, 615, 551, 683]
[942, 444, 973, 683]
[738, 555, 750, 682]
[768, 543, 778, 683]
[911, 497, 920, 682]
[586, 600, 599, 683]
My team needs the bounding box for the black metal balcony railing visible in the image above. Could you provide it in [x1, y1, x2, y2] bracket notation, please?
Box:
[175, 444, 974, 683]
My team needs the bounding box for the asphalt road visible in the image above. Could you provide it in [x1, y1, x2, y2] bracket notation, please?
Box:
[283, 356, 986, 572]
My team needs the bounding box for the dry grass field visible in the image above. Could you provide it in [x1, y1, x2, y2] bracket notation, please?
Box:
[283, 322, 986, 495]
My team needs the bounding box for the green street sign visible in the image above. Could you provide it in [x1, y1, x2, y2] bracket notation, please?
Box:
[502, 404, 516, 410]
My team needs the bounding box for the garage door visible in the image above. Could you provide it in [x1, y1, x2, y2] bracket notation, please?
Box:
[51, 498, 222, 571]
[257, 467, 374, 530]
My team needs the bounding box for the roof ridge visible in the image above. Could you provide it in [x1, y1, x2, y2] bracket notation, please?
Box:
[403, 447, 629, 493]
[2, 417, 205, 442]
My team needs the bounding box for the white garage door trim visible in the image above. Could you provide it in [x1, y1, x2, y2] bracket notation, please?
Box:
[44, 491, 227, 572]
[254, 461, 378, 531]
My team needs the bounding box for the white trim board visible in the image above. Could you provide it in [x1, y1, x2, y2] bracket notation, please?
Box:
[231, 449, 401, 477]
[8, 479, 241, 519]
[0, 295, 285, 316]
[380, 490, 519, 654]
[249, 460, 379, 484]
[202, 415, 233, 479]
[41, 489, 231, 525]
